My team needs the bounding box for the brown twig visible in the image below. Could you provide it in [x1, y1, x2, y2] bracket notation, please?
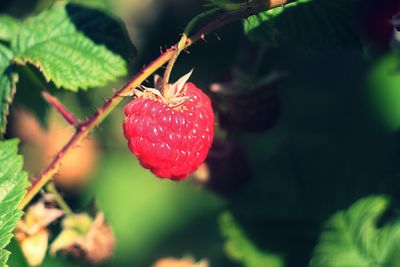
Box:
[18, 0, 291, 210]
[42, 92, 79, 126]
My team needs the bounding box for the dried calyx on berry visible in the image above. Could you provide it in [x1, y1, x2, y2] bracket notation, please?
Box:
[134, 71, 194, 106]
[123, 70, 215, 180]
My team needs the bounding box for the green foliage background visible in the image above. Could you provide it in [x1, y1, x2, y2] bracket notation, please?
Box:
[1, 0, 400, 266]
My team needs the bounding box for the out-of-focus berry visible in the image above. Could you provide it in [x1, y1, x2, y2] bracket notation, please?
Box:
[50, 212, 115, 264]
[12, 109, 99, 190]
[152, 257, 209, 267]
[192, 139, 252, 197]
[211, 72, 283, 133]
[16, 200, 63, 266]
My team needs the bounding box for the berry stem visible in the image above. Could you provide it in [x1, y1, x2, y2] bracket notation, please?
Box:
[161, 35, 187, 99]
[183, 8, 220, 35]
[162, 8, 219, 99]
[18, 0, 292, 210]
[42, 92, 79, 126]
[46, 182, 73, 215]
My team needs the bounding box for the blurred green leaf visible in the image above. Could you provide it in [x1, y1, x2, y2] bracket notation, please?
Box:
[0, 139, 29, 266]
[11, 2, 131, 91]
[36, 0, 114, 13]
[64, 3, 136, 60]
[0, 15, 20, 42]
[207, 0, 249, 11]
[69, 0, 112, 10]
[244, 0, 361, 51]
[219, 212, 284, 267]
[244, 0, 311, 45]
[369, 53, 400, 130]
[0, 44, 17, 134]
[94, 151, 225, 265]
[311, 195, 400, 267]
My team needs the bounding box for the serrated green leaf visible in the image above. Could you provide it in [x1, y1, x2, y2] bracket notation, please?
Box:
[0, 68, 18, 135]
[0, 44, 17, 135]
[0, 139, 29, 267]
[244, 0, 361, 51]
[0, 15, 20, 42]
[219, 212, 284, 267]
[12, 2, 132, 91]
[311, 195, 400, 267]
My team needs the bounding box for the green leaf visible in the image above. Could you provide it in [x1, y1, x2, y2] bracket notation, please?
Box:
[244, 0, 361, 51]
[37, 0, 114, 13]
[0, 139, 29, 267]
[219, 212, 284, 267]
[368, 53, 400, 130]
[63, 3, 136, 60]
[70, 0, 112, 10]
[207, 0, 249, 11]
[0, 44, 13, 74]
[311, 195, 400, 267]
[0, 68, 18, 135]
[12, 2, 132, 91]
[0, 44, 17, 134]
[0, 15, 20, 42]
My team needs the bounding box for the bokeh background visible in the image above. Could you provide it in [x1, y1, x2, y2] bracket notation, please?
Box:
[2, 0, 400, 266]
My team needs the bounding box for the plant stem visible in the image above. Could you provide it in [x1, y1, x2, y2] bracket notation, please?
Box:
[161, 34, 187, 99]
[42, 92, 79, 126]
[46, 183, 73, 215]
[183, 8, 220, 36]
[18, 0, 291, 210]
[162, 8, 219, 98]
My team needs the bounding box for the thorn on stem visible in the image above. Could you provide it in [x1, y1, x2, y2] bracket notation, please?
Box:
[30, 176, 38, 184]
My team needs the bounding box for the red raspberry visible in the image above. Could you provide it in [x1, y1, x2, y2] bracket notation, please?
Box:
[123, 75, 214, 180]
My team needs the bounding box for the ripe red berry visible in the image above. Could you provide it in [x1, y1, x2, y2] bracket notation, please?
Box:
[123, 74, 214, 180]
